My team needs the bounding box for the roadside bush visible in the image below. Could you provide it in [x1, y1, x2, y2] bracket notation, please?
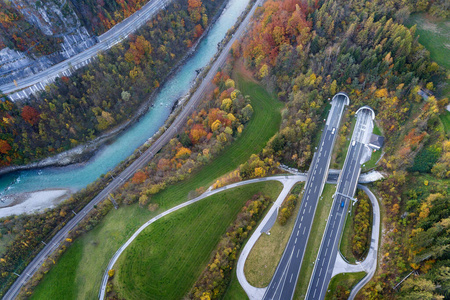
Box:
[351, 191, 372, 259]
[278, 194, 298, 226]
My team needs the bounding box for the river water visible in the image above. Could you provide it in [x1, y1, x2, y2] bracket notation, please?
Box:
[0, 0, 250, 206]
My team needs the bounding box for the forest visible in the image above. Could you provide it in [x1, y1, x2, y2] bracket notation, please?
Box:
[0, 0, 225, 168]
[1, 0, 449, 298]
[238, 0, 449, 298]
[0, 1, 62, 55]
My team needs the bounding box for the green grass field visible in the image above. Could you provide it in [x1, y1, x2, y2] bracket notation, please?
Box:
[440, 110, 450, 134]
[407, 14, 450, 70]
[113, 182, 283, 299]
[244, 182, 304, 287]
[223, 268, 249, 300]
[31, 73, 282, 299]
[294, 184, 336, 299]
[406, 14, 450, 101]
[324, 272, 366, 300]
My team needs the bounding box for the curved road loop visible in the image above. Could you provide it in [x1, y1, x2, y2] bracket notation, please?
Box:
[2, 1, 262, 298]
[348, 184, 380, 299]
[262, 93, 349, 300]
[99, 175, 307, 299]
[305, 107, 374, 300]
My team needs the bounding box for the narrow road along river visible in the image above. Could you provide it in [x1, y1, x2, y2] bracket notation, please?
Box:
[0, 0, 250, 206]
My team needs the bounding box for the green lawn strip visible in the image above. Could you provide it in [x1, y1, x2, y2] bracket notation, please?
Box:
[333, 117, 356, 169]
[361, 149, 382, 172]
[406, 14, 450, 70]
[113, 182, 283, 300]
[339, 202, 356, 264]
[294, 184, 336, 299]
[324, 271, 366, 300]
[32, 242, 83, 299]
[30, 73, 282, 299]
[31, 203, 159, 300]
[362, 122, 383, 171]
[440, 110, 450, 134]
[244, 182, 305, 287]
[222, 268, 249, 300]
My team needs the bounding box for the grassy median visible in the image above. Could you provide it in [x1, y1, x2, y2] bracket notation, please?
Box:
[31, 73, 282, 299]
[294, 184, 336, 299]
[244, 182, 305, 287]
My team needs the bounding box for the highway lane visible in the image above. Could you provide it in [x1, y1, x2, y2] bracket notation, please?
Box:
[1, 0, 169, 97]
[262, 93, 348, 300]
[1, 1, 261, 298]
[305, 107, 374, 300]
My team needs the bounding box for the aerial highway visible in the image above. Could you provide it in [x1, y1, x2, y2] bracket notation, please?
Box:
[305, 106, 375, 300]
[1, 0, 262, 298]
[262, 93, 349, 300]
[2, 0, 171, 99]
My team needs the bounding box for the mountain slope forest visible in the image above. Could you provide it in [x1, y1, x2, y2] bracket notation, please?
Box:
[0, 0, 187, 55]
[0, 0, 226, 168]
[236, 0, 449, 298]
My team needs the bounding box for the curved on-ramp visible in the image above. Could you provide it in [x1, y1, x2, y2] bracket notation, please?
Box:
[98, 175, 307, 299]
[348, 185, 380, 299]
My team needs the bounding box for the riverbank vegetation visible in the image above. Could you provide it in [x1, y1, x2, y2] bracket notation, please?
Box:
[0, 0, 225, 169]
[32, 182, 281, 300]
[2, 67, 282, 298]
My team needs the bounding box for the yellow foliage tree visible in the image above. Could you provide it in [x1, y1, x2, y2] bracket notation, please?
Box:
[211, 119, 222, 132]
[108, 269, 115, 277]
[254, 167, 266, 177]
[259, 63, 269, 78]
[175, 147, 192, 159]
[225, 79, 235, 89]
[221, 98, 232, 111]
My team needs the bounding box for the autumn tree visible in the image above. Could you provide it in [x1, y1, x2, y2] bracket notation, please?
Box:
[21, 106, 40, 125]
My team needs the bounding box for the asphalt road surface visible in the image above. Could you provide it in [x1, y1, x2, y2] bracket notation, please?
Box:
[1, 0, 169, 97]
[1, 1, 261, 298]
[262, 93, 348, 300]
[305, 107, 374, 300]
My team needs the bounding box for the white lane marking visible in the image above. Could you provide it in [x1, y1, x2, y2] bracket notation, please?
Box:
[319, 268, 323, 276]
[303, 208, 306, 214]
[314, 186, 318, 193]
[290, 273, 293, 283]
[299, 224, 302, 229]
[297, 231, 299, 236]
[303, 227, 306, 235]
[301, 216, 303, 221]
[295, 238, 297, 244]
[325, 248, 328, 256]
[309, 206, 312, 213]
[307, 195, 310, 200]
[297, 249, 300, 258]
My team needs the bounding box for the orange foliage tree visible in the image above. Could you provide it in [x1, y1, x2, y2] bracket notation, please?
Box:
[21, 105, 40, 126]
